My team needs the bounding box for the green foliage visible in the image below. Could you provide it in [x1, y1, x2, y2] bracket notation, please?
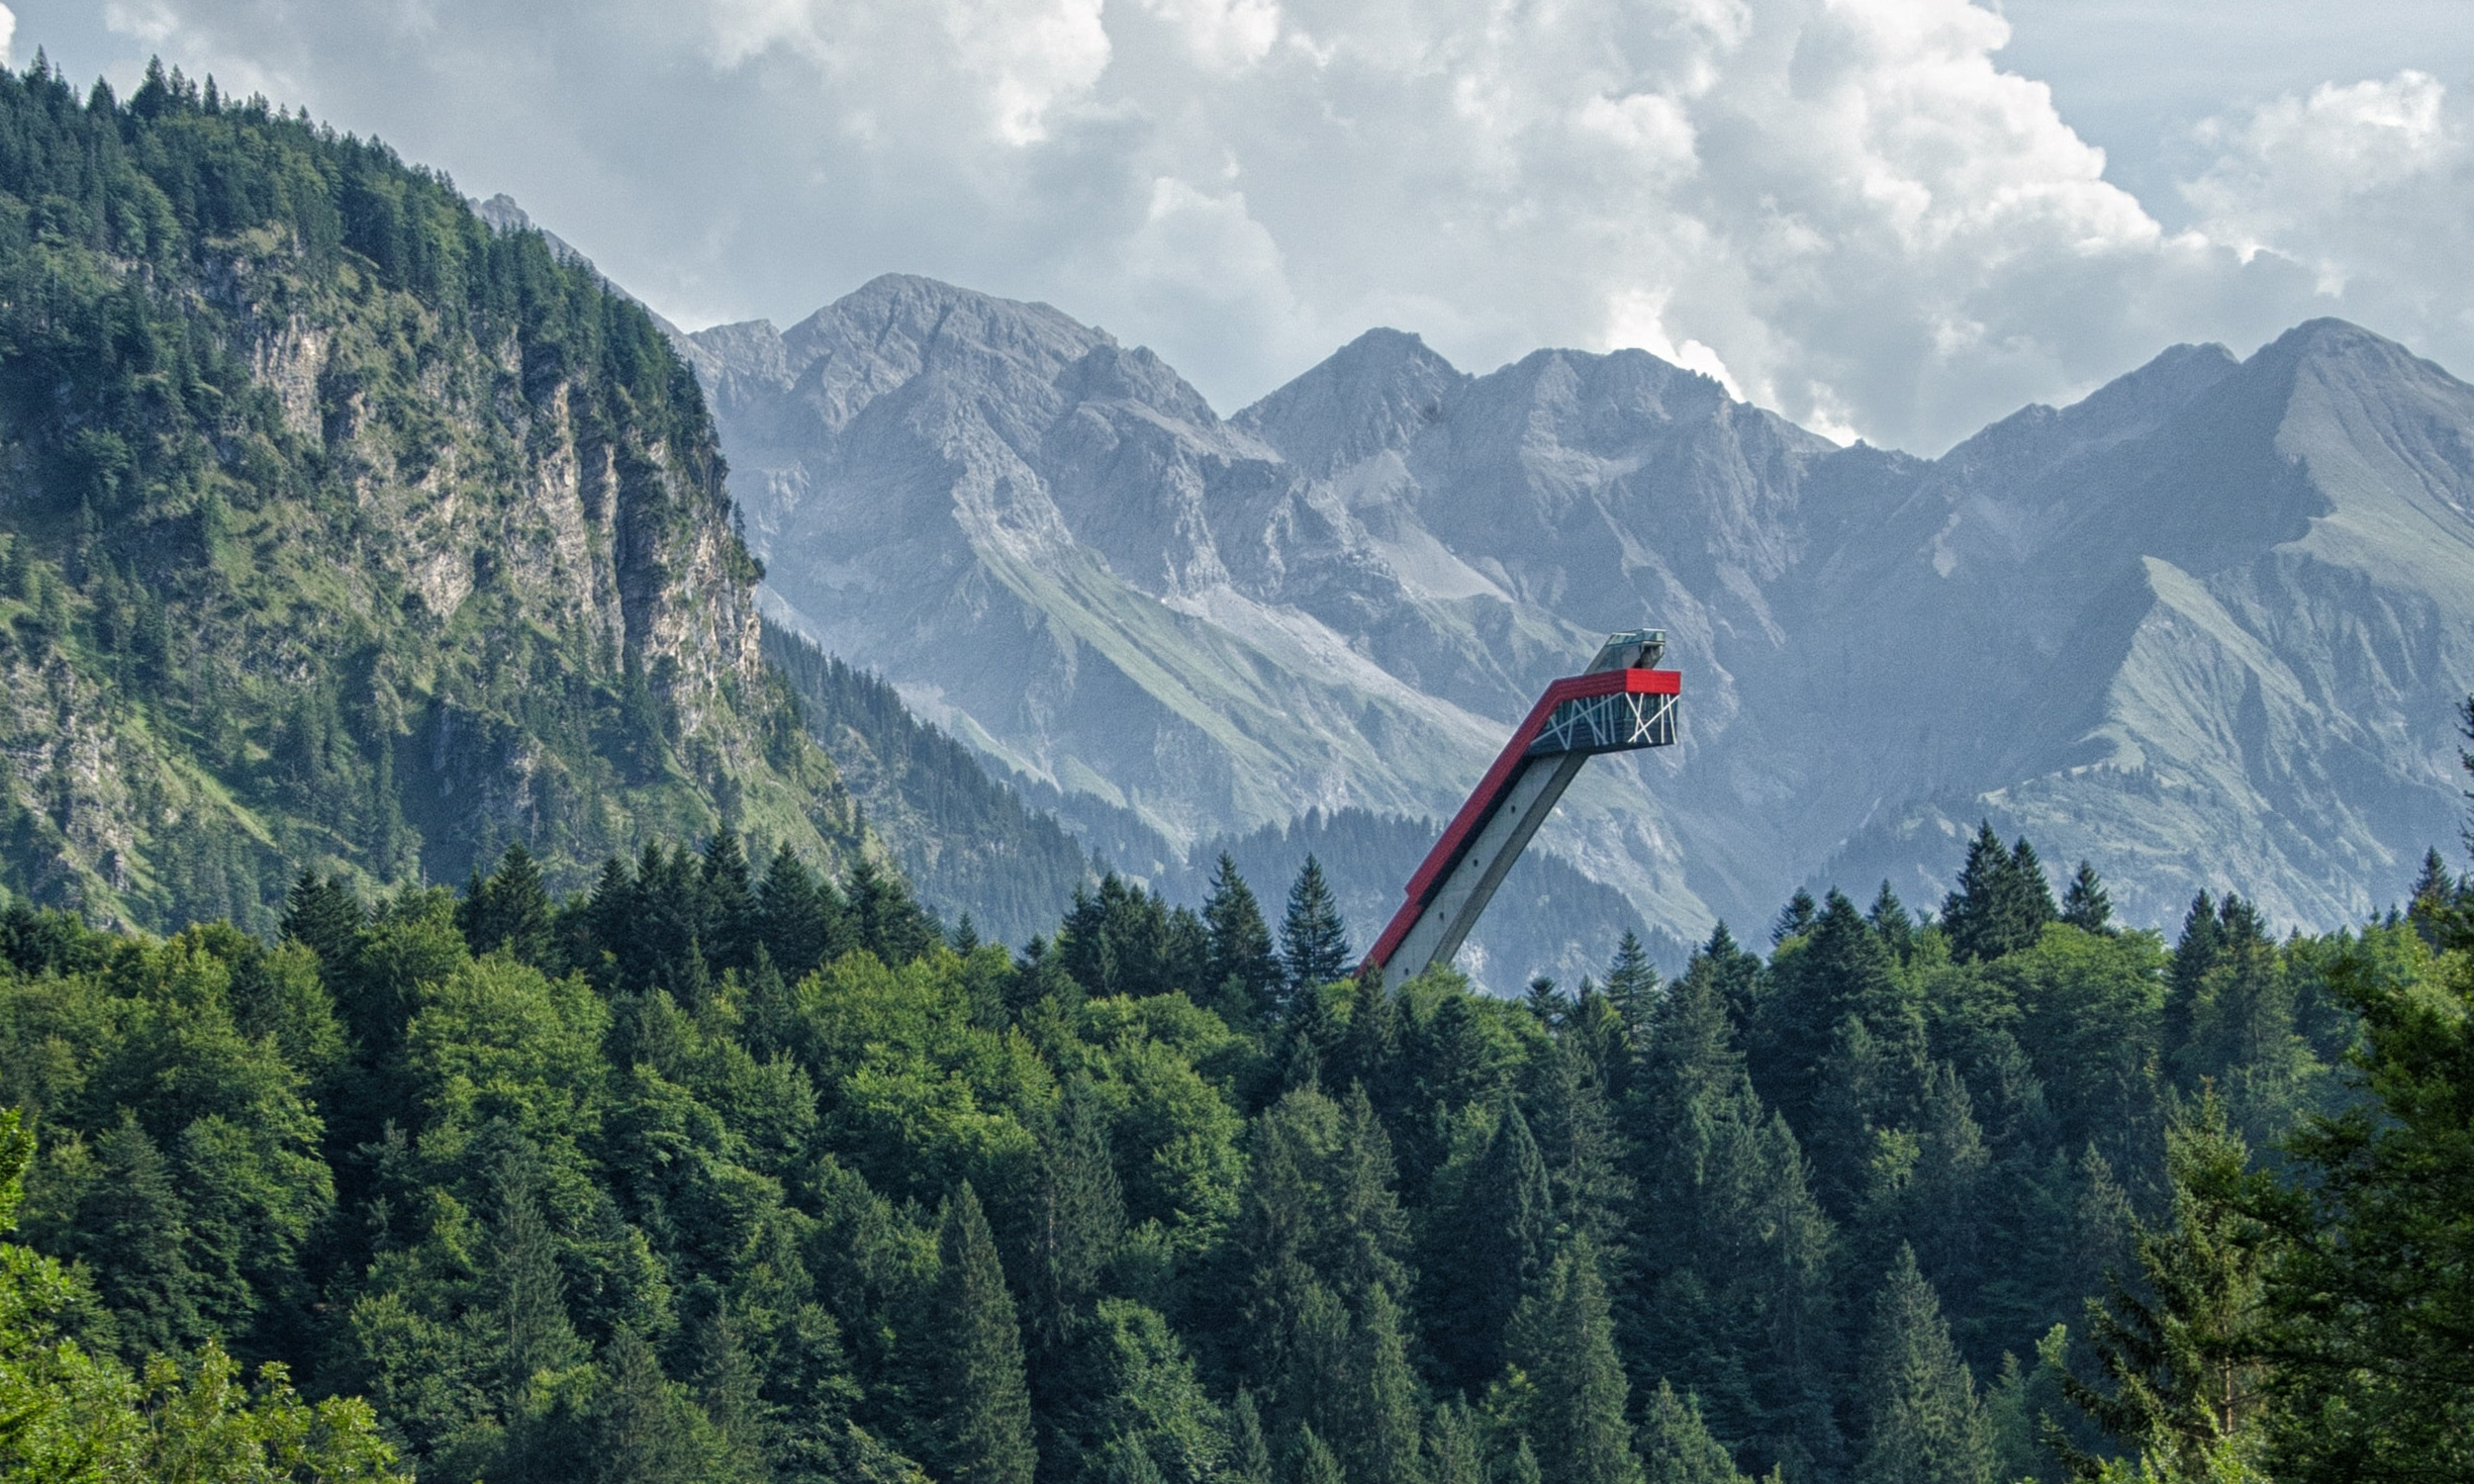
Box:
[0, 760, 2440, 1484]
[0, 59, 864, 931]
[1279, 857, 1350, 1009]
[762, 620, 1093, 946]
[1858, 1245, 1993, 1484]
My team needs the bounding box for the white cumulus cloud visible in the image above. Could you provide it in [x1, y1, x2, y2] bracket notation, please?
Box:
[45, 0, 2474, 449]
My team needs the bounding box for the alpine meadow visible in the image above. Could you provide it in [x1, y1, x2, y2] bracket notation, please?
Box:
[0, 51, 2464, 1484]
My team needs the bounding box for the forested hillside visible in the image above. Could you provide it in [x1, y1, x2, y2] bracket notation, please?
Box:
[0, 777, 2463, 1481]
[762, 618, 1094, 947]
[0, 58, 865, 931]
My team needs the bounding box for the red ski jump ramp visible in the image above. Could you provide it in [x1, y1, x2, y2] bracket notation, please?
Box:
[1361, 629, 1680, 984]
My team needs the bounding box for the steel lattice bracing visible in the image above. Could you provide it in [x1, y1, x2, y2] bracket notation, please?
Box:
[1361, 629, 1680, 983]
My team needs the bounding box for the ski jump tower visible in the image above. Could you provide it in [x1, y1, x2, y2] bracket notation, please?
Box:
[1361, 629, 1680, 983]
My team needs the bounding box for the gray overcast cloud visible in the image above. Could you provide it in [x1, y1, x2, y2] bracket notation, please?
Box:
[12, 0, 2472, 450]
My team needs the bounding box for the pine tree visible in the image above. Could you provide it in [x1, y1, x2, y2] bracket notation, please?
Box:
[458, 844, 555, 968]
[1771, 889, 1817, 946]
[1756, 888, 1903, 1131]
[2007, 838, 2058, 939]
[1347, 1285, 1421, 1484]
[71, 1115, 203, 1357]
[1294, 1426, 1347, 1484]
[495, 1168, 583, 1401]
[756, 843, 836, 977]
[1423, 1096, 1554, 1393]
[1604, 930, 1663, 1041]
[1206, 854, 1284, 1026]
[1867, 882, 1915, 962]
[1858, 1245, 1992, 1484]
[1508, 1237, 1641, 1484]
[701, 830, 761, 974]
[2052, 1096, 2268, 1483]
[1639, 1382, 1759, 1484]
[1282, 857, 1351, 1009]
[2162, 892, 2223, 1063]
[1336, 974, 1403, 1119]
[1943, 823, 2022, 963]
[2059, 862, 2114, 935]
[1034, 1078, 1125, 1327]
[2403, 846, 2463, 948]
[1232, 1390, 1276, 1484]
[281, 870, 365, 971]
[932, 1184, 1036, 1484]
[1426, 1401, 1484, 1484]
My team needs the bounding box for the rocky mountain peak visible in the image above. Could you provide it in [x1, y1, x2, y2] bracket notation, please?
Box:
[1236, 326, 1467, 476]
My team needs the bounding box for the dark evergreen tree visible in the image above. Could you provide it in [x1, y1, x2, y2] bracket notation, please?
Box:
[2404, 846, 2461, 947]
[1755, 888, 1905, 1131]
[1771, 889, 1817, 946]
[1867, 881, 1915, 962]
[1638, 1382, 1759, 1484]
[457, 844, 555, 968]
[1942, 823, 2052, 963]
[1205, 854, 1284, 1026]
[1281, 858, 1351, 1009]
[1604, 931, 1663, 1042]
[756, 842, 836, 977]
[1032, 1078, 1125, 1329]
[2059, 862, 2114, 935]
[1345, 1285, 1421, 1484]
[281, 870, 366, 971]
[1507, 1237, 1640, 1484]
[495, 1168, 583, 1402]
[931, 1184, 1036, 1484]
[1422, 1097, 1554, 1394]
[1232, 1390, 1276, 1484]
[1858, 1245, 1992, 1484]
[2052, 1097, 2267, 1483]
[700, 831, 761, 974]
[1293, 1426, 1346, 1484]
[2162, 891, 2223, 1063]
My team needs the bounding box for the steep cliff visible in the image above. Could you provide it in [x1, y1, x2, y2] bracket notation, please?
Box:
[0, 62, 864, 930]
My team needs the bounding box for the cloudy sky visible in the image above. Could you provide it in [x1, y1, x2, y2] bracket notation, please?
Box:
[13, 0, 2470, 450]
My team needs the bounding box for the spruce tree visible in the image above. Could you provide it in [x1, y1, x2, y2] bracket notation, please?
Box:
[1756, 888, 1903, 1131]
[1942, 823, 2015, 963]
[1858, 1246, 1992, 1484]
[700, 831, 760, 974]
[1604, 930, 1663, 1041]
[458, 844, 555, 968]
[1348, 1285, 1421, 1484]
[281, 870, 365, 971]
[932, 1184, 1036, 1484]
[756, 843, 833, 977]
[2053, 1096, 2267, 1483]
[1232, 1390, 1276, 1484]
[2162, 891, 2223, 1063]
[1867, 881, 1915, 962]
[1771, 889, 1817, 946]
[1422, 1096, 1554, 1393]
[1206, 854, 1284, 1025]
[1508, 1237, 1641, 1484]
[2405, 846, 2463, 947]
[1294, 1426, 1347, 1484]
[2058, 862, 2113, 934]
[1282, 857, 1351, 1008]
[1034, 1078, 1125, 1327]
[1426, 1401, 1484, 1484]
[495, 1169, 583, 1401]
[1638, 1382, 1758, 1484]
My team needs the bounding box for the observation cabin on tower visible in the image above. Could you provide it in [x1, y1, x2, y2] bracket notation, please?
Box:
[1360, 628, 1680, 984]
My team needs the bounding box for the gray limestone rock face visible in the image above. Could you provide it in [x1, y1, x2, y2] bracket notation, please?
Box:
[695, 274, 2474, 965]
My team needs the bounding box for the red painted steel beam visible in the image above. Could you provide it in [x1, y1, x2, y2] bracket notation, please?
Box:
[1362, 666, 1679, 976]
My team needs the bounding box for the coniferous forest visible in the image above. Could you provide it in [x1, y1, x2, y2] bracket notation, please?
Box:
[0, 53, 2464, 1484]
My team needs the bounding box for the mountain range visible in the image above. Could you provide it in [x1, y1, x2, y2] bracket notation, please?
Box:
[679, 275, 2474, 962]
